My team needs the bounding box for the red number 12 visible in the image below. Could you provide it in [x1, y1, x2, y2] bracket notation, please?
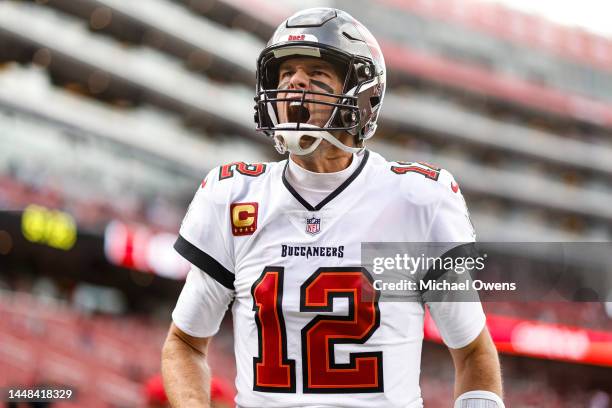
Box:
[251, 266, 383, 393]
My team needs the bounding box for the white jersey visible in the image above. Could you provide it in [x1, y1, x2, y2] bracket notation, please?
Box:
[172, 150, 485, 408]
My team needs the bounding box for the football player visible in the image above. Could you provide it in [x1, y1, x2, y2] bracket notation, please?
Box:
[162, 7, 503, 408]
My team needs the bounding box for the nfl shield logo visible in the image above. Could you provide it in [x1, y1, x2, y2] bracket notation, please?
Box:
[306, 217, 321, 235]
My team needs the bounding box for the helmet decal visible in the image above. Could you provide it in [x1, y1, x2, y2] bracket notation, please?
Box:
[283, 34, 319, 42]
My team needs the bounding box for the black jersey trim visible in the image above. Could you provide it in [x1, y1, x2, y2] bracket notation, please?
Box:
[174, 235, 235, 290]
[282, 167, 315, 211]
[282, 150, 370, 212]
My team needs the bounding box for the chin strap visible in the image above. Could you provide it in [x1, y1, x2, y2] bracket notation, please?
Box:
[274, 123, 364, 156]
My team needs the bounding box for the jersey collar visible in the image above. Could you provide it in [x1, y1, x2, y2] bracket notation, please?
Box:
[282, 149, 370, 211]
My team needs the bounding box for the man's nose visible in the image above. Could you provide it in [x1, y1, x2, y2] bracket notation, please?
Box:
[288, 69, 309, 90]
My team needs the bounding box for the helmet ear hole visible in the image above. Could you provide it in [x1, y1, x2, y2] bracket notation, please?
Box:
[355, 63, 372, 81]
[370, 96, 380, 108]
[340, 109, 358, 128]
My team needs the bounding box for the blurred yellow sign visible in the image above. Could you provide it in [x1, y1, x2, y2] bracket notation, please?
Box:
[21, 204, 77, 250]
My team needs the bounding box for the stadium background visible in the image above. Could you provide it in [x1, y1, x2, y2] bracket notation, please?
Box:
[0, 0, 611, 406]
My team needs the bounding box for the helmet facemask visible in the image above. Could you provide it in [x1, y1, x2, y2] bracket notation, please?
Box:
[255, 48, 378, 155]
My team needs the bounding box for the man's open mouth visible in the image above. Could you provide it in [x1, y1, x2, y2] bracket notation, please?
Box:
[286, 101, 310, 123]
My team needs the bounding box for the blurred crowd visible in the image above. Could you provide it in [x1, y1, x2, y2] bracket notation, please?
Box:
[0, 279, 234, 407]
[483, 302, 612, 331]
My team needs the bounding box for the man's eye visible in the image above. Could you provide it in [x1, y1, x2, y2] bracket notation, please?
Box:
[311, 70, 325, 76]
[280, 71, 293, 79]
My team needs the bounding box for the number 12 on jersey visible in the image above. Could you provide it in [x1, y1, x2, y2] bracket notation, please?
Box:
[251, 266, 384, 393]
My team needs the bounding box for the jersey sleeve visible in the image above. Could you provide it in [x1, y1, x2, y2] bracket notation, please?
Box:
[174, 168, 235, 290]
[427, 301, 486, 349]
[426, 169, 475, 243]
[172, 265, 234, 337]
[425, 169, 485, 349]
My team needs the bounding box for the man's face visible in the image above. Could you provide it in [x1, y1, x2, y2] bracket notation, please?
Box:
[276, 57, 344, 128]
